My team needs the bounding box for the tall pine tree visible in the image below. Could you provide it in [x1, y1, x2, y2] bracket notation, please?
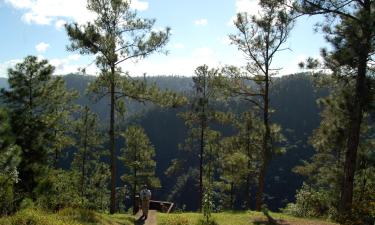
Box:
[225, 0, 293, 210]
[65, 0, 185, 213]
[291, 0, 375, 214]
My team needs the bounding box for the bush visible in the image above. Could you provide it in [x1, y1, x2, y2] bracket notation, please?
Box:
[337, 200, 375, 225]
[35, 170, 81, 210]
[0, 175, 17, 215]
[282, 183, 333, 218]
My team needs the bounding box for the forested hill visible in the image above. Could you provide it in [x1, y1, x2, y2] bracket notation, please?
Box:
[0, 73, 327, 210]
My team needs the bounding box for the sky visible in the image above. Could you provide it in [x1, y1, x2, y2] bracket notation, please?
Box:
[0, 0, 328, 78]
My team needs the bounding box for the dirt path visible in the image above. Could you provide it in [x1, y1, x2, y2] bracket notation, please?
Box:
[135, 210, 157, 225]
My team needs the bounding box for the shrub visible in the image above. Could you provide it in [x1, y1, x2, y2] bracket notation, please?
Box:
[282, 183, 333, 218]
[35, 170, 81, 210]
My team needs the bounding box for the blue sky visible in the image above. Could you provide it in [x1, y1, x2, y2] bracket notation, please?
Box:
[0, 0, 327, 77]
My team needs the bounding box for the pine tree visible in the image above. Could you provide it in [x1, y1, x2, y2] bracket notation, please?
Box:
[46, 77, 78, 169]
[0, 56, 75, 198]
[0, 108, 20, 215]
[224, 0, 293, 210]
[291, 0, 375, 214]
[89, 162, 111, 211]
[72, 106, 103, 206]
[218, 112, 260, 209]
[291, 76, 375, 224]
[65, 0, 184, 213]
[169, 65, 228, 210]
[119, 125, 160, 214]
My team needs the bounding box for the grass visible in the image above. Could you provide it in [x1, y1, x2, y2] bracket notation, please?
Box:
[0, 207, 134, 225]
[157, 211, 339, 225]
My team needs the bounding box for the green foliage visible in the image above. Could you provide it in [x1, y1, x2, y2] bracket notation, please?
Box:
[283, 183, 332, 218]
[289, 79, 375, 224]
[120, 125, 160, 189]
[65, 0, 182, 213]
[293, 0, 375, 217]
[202, 184, 215, 224]
[35, 169, 81, 210]
[72, 106, 104, 208]
[167, 65, 226, 210]
[224, 0, 293, 210]
[0, 56, 76, 198]
[0, 108, 20, 215]
[87, 162, 111, 211]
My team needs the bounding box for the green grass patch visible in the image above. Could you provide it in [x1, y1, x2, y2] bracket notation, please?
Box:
[157, 211, 339, 225]
[0, 207, 134, 225]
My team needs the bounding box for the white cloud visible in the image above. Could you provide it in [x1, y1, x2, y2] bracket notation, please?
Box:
[4, 0, 32, 8]
[0, 59, 22, 78]
[67, 54, 81, 61]
[49, 54, 86, 75]
[5, 0, 149, 28]
[35, 42, 50, 53]
[219, 36, 232, 46]
[236, 0, 261, 15]
[131, 0, 149, 11]
[171, 43, 185, 49]
[194, 19, 208, 26]
[228, 0, 261, 26]
[55, 19, 66, 30]
[120, 47, 244, 76]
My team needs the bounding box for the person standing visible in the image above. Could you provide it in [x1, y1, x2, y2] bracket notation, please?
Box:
[140, 185, 151, 219]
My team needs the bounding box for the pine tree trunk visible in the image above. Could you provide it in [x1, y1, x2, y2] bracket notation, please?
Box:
[81, 112, 88, 205]
[255, 159, 268, 211]
[256, 64, 270, 211]
[230, 182, 234, 210]
[133, 169, 137, 215]
[199, 119, 204, 212]
[245, 121, 251, 209]
[109, 66, 117, 214]
[340, 51, 367, 214]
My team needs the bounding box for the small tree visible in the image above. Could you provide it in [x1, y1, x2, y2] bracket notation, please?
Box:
[119, 125, 160, 213]
[72, 106, 103, 206]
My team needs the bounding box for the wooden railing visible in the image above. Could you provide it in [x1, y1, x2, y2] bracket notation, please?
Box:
[135, 195, 174, 214]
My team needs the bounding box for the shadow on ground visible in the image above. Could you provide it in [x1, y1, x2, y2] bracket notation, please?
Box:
[253, 219, 290, 225]
[135, 217, 146, 225]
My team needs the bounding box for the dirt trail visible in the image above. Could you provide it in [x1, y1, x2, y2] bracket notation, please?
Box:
[135, 210, 157, 225]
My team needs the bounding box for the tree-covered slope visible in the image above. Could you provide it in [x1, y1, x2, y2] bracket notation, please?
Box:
[0, 74, 326, 210]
